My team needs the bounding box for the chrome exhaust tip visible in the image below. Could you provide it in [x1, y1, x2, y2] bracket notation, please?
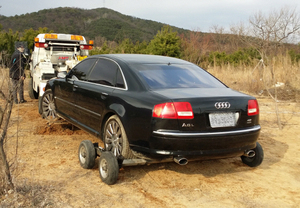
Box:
[244, 150, 255, 157]
[174, 156, 188, 165]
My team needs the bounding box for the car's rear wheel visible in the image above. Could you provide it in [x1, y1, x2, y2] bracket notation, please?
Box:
[78, 140, 96, 169]
[41, 89, 57, 121]
[241, 142, 264, 167]
[99, 151, 119, 185]
[103, 115, 134, 159]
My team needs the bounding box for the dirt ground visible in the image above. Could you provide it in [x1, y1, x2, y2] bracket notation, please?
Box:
[1, 84, 300, 207]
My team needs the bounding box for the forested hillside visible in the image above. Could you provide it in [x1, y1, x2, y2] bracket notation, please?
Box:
[1, 6, 299, 69]
[0, 7, 188, 42]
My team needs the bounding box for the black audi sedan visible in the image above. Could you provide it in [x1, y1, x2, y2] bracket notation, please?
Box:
[41, 54, 263, 168]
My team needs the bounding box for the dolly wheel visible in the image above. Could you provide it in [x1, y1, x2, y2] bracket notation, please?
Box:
[78, 140, 96, 169]
[99, 152, 119, 185]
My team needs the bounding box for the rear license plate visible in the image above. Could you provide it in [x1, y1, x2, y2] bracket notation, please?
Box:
[209, 112, 236, 128]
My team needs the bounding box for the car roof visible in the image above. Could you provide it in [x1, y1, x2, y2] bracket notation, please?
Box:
[89, 54, 191, 65]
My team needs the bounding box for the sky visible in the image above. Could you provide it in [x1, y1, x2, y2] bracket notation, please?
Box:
[0, 0, 299, 33]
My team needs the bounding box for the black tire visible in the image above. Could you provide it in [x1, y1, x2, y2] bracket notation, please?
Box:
[241, 142, 264, 167]
[28, 77, 39, 99]
[99, 151, 119, 185]
[38, 96, 43, 115]
[103, 115, 135, 159]
[78, 140, 96, 169]
[41, 89, 57, 121]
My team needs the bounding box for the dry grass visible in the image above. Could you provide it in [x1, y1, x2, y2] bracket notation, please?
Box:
[207, 56, 300, 101]
[0, 67, 10, 101]
[1, 67, 56, 207]
[0, 179, 56, 207]
[0, 55, 299, 206]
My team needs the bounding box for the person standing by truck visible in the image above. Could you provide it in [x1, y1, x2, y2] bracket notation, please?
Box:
[9, 43, 27, 104]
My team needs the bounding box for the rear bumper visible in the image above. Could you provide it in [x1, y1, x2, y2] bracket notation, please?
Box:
[152, 125, 260, 137]
[131, 125, 260, 159]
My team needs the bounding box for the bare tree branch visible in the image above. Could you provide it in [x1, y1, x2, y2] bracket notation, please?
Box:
[230, 6, 300, 129]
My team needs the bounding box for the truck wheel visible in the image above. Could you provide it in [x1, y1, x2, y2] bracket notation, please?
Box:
[103, 115, 135, 159]
[41, 89, 57, 121]
[28, 77, 39, 99]
[78, 140, 96, 169]
[99, 152, 119, 185]
[241, 142, 264, 167]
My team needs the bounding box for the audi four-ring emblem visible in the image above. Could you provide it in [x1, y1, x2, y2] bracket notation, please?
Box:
[215, 102, 231, 109]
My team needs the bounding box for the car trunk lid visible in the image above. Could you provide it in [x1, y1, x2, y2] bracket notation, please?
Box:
[152, 88, 258, 132]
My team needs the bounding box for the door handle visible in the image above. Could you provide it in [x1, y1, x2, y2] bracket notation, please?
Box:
[101, 92, 108, 100]
[73, 85, 78, 91]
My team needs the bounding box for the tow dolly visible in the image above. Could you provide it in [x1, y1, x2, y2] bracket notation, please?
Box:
[78, 139, 264, 185]
[78, 140, 182, 185]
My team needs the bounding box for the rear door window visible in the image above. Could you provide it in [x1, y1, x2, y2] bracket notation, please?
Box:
[88, 58, 125, 88]
[116, 70, 125, 88]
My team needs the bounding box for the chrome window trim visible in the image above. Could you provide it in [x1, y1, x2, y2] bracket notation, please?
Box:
[153, 125, 261, 137]
[70, 79, 128, 91]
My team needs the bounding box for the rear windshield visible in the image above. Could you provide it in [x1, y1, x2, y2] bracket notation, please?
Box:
[135, 64, 226, 89]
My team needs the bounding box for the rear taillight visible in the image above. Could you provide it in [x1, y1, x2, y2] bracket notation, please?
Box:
[35, 43, 48, 48]
[80, 45, 93, 50]
[153, 102, 194, 119]
[248, 100, 259, 116]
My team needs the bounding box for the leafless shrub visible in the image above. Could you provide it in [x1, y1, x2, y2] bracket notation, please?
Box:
[0, 67, 14, 191]
[229, 6, 300, 129]
[0, 180, 56, 207]
[1, 67, 58, 206]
